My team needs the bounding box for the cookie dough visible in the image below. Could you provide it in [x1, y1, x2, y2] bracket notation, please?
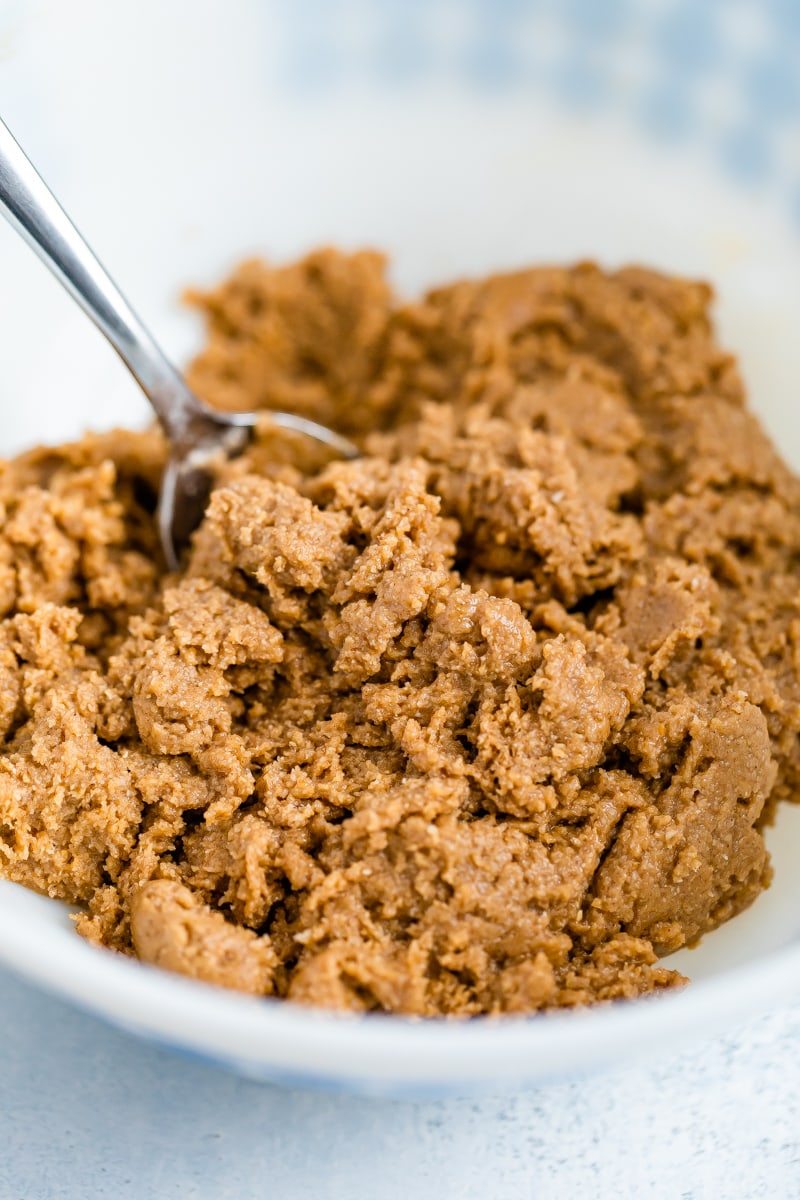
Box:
[1, 249, 798, 1015]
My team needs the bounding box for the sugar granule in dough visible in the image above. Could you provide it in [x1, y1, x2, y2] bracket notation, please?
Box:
[1, 249, 798, 1015]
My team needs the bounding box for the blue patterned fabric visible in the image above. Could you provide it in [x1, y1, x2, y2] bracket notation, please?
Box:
[279, 0, 800, 226]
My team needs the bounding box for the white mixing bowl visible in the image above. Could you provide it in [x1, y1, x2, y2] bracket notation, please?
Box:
[0, 0, 799, 1094]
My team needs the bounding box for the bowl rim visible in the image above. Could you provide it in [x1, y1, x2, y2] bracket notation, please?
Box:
[1, 881, 798, 1090]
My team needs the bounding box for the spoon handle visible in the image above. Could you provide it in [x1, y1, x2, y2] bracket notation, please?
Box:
[0, 117, 206, 442]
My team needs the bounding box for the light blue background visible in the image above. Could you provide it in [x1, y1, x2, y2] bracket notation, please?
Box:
[278, 0, 800, 227]
[2, 963, 799, 1199]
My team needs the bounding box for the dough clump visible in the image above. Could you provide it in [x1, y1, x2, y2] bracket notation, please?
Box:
[1, 250, 797, 1015]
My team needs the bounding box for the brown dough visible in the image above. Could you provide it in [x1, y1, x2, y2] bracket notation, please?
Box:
[1, 249, 798, 1016]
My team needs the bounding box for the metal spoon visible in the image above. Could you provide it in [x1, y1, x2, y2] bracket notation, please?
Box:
[0, 118, 357, 569]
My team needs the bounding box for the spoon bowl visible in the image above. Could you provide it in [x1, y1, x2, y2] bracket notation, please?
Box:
[158, 406, 357, 569]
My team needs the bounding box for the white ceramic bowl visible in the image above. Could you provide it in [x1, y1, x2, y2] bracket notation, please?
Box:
[1, 0, 800, 1094]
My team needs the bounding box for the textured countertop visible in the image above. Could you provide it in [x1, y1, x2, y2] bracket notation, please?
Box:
[2, 964, 798, 1200]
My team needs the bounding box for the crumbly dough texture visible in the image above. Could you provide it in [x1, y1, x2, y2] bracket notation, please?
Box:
[1, 250, 798, 1015]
